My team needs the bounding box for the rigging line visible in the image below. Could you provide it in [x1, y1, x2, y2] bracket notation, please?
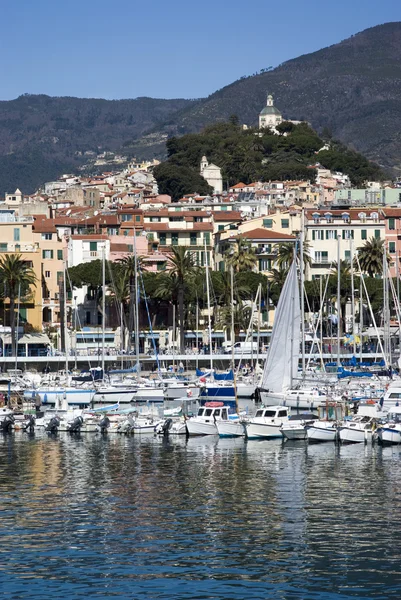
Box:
[65, 263, 97, 378]
[138, 264, 161, 378]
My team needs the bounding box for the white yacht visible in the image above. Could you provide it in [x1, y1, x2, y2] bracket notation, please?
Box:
[186, 404, 231, 436]
[376, 406, 401, 444]
[216, 416, 246, 438]
[246, 406, 290, 439]
[338, 401, 386, 444]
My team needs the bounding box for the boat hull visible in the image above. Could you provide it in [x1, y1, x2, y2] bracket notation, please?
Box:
[246, 421, 283, 439]
[186, 419, 218, 436]
[338, 426, 372, 444]
[216, 420, 245, 437]
[377, 427, 401, 445]
[281, 426, 307, 440]
[306, 425, 337, 442]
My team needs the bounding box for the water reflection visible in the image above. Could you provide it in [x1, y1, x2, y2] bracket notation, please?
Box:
[1, 433, 401, 598]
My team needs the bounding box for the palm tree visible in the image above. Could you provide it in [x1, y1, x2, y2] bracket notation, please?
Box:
[274, 240, 312, 272]
[164, 247, 198, 353]
[108, 265, 129, 351]
[226, 237, 257, 272]
[355, 237, 389, 277]
[268, 267, 288, 288]
[216, 301, 254, 343]
[0, 254, 36, 356]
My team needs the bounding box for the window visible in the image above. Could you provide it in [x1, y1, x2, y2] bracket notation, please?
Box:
[194, 217, 203, 223]
[389, 218, 395, 230]
[389, 241, 396, 253]
[263, 218, 273, 228]
[259, 259, 271, 271]
[312, 230, 324, 241]
[0, 243, 7, 252]
[204, 232, 211, 245]
[344, 250, 351, 262]
[42, 250, 53, 259]
[57, 250, 63, 260]
[375, 230, 381, 239]
[135, 216, 141, 222]
[342, 230, 354, 239]
[41, 233, 52, 240]
[219, 261, 225, 272]
[314, 251, 328, 263]
[171, 234, 178, 245]
[157, 262, 166, 271]
[123, 230, 128, 236]
[159, 233, 166, 245]
[190, 233, 197, 245]
[325, 230, 336, 240]
[218, 225, 224, 231]
[89, 242, 97, 251]
[13, 228, 20, 242]
[361, 229, 367, 240]
[281, 219, 289, 229]
[85, 311, 91, 325]
[45, 271, 51, 278]
[150, 217, 161, 222]
[127, 245, 134, 253]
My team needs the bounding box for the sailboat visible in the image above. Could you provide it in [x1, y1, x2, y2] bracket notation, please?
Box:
[257, 258, 327, 410]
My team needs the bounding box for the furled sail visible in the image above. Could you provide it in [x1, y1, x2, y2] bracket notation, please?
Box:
[261, 259, 300, 393]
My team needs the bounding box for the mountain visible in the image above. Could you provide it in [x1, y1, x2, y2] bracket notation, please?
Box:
[0, 94, 196, 194]
[140, 22, 401, 173]
[1, 22, 401, 194]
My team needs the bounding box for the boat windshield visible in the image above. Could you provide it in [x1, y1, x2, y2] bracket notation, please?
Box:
[264, 410, 276, 418]
[198, 408, 204, 416]
[255, 410, 264, 417]
[204, 409, 213, 417]
[214, 409, 221, 417]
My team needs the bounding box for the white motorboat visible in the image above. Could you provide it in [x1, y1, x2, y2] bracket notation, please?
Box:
[92, 386, 137, 405]
[280, 413, 316, 440]
[155, 417, 188, 435]
[306, 421, 338, 443]
[132, 417, 163, 433]
[376, 406, 401, 444]
[338, 417, 375, 444]
[246, 406, 290, 439]
[24, 387, 95, 407]
[261, 388, 326, 410]
[163, 381, 200, 401]
[186, 404, 232, 436]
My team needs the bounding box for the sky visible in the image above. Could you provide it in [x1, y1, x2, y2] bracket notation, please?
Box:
[1, 0, 400, 101]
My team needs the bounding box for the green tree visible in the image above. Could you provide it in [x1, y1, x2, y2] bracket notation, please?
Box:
[117, 255, 141, 352]
[273, 241, 311, 272]
[153, 162, 213, 201]
[0, 254, 36, 356]
[355, 237, 389, 277]
[226, 237, 257, 272]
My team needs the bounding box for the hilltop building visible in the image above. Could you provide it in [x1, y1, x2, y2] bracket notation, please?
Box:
[200, 156, 223, 194]
[259, 94, 303, 132]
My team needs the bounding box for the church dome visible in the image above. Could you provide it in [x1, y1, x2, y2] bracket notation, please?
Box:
[259, 105, 282, 116]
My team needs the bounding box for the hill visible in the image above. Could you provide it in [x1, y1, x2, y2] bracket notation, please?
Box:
[154, 121, 386, 201]
[1, 22, 401, 193]
[140, 22, 401, 173]
[0, 94, 196, 194]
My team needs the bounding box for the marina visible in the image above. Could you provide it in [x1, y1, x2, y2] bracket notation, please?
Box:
[2, 432, 401, 599]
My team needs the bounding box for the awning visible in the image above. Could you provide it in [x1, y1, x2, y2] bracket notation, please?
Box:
[18, 334, 51, 345]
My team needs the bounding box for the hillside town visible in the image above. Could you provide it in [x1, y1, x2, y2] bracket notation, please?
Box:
[0, 96, 400, 358]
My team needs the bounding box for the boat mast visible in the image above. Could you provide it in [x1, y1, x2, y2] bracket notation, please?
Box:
[63, 260, 69, 385]
[230, 265, 235, 373]
[205, 241, 213, 374]
[359, 272, 363, 364]
[383, 245, 391, 366]
[350, 238, 356, 356]
[195, 299, 199, 371]
[300, 215, 305, 376]
[134, 230, 140, 374]
[14, 282, 21, 373]
[336, 235, 341, 369]
[101, 243, 106, 378]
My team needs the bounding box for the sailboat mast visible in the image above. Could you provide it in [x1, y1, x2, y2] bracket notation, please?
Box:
[350, 238, 356, 356]
[337, 235, 341, 369]
[195, 299, 199, 371]
[63, 259, 69, 384]
[300, 218, 305, 375]
[101, 244, 106, 377]
[230, 265, 235, 372]
[134, 231, 140, 373]
[205, 241, 213, 373]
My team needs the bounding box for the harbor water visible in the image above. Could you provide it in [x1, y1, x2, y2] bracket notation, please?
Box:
[1, 433, 401, 598]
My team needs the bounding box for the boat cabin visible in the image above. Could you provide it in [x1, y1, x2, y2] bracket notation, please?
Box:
[255, 407, 289, 419]
[196, 406, 229, 421]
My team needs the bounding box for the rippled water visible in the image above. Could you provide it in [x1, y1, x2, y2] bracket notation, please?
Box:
[1, 433, 401, 599]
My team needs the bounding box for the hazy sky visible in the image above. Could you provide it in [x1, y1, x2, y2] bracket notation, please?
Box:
[1, 0, 400, 101]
